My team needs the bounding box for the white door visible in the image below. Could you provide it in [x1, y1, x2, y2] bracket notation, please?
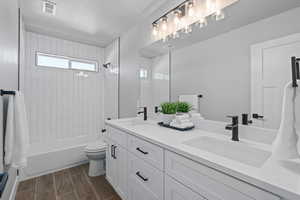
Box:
[114, 145, 128, 200]
[251, 33, 300, 129]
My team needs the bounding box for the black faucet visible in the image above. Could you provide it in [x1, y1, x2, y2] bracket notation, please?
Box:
[242, 114, 252, 125]
[138, 107, 147, 121]
[225, 116, 239, 141]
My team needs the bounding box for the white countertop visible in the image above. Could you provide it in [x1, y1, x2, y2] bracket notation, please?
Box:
[106, 118, 300, 200]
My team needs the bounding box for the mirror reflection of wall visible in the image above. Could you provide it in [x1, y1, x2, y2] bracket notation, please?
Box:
[139, 52, 170, 118]
[168, 7, 300, 130]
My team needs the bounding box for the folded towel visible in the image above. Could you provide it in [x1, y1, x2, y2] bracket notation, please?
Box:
[175, 119, 191, 124]
[272, 80, 300, 159]
[175, 114, 189, 120]
[170, 121, 194, 129]
[4, 91, 29, 168]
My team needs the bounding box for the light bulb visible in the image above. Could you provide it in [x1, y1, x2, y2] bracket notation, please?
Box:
[152, 23, 158, 36]
[215, 9, 225, 21]
[187, 1, 195, 17]
[173, 10, 181, 25]
[161, 17, 168, 31]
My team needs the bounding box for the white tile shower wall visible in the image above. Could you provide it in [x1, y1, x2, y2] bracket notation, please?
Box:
[104, 38, 119, 120]
[24, 32, 104, 156]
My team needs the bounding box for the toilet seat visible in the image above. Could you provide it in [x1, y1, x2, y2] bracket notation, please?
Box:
[85, 140, 106, 153]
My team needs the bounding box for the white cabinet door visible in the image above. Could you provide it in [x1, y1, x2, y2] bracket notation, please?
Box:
[165, 175, 206, 200]
[114, 145, 128, 200]
[105, 139, 116, 187]
[128, 175, 159, 200]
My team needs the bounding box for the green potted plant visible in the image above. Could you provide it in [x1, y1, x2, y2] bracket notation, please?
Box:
[160, 102, 177, 125]
[176, 101, 192, 114]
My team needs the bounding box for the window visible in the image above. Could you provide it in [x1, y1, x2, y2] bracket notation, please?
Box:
[36, 53, 69, 69]
[71, 60, 97, 71]
[36, 52, 98, 72]
[140, 69, 148, 79]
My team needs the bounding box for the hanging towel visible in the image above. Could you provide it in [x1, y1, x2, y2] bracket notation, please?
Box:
[4, 96, 14, 165]
[179, 95, 199, 112]
[272, 80, 300, 159]
[0, 96, 3, 173]
[4, 91, 29, 168]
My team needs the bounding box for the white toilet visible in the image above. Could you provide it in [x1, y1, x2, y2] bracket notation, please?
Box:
[84, 139, 106, 177]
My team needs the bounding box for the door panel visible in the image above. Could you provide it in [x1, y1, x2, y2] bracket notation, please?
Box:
[251, 34, 300, 129]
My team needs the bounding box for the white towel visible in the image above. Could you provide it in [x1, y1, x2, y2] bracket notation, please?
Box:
[170, 121, 194, 129]
[272, 80, 300, 159]
[0, 96, 3, 172]
[4, 95, 14, 165]
[5, 91, 29, 168]
[179, 95, 199, 112]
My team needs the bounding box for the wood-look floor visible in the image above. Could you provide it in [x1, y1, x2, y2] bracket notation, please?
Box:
[16, 164, 121, 200]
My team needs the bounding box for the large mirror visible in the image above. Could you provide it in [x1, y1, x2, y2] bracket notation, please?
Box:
[139, 5, 300, 130]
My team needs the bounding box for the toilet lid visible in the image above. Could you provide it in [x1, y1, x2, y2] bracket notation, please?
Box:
[85, 140, 106, 152]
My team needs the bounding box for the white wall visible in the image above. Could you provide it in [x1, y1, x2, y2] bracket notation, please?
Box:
[171, 7, 300, 122]
[23, 32, 104, 164]
[104, 38, 119, 119]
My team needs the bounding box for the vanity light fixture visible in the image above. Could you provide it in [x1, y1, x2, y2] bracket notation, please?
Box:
[152, 0, 239, 42]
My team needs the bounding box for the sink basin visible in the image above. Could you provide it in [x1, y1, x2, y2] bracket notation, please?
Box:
[183, 136, 271, 167]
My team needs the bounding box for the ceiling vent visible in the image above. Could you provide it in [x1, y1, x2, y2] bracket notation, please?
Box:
[42, 0, 56, 15]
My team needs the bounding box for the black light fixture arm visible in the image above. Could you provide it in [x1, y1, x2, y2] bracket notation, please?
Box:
[152, 0, 190, 25]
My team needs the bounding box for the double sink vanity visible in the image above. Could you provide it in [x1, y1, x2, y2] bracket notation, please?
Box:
[104, 118, 300, 200]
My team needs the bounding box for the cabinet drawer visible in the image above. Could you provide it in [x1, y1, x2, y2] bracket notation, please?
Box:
[165, 175, 206, 200]
[128, 152, 164, 200]
[165, 151, 280, 200]
[127, 134, 164, 170]
[106, 126, 127, 147]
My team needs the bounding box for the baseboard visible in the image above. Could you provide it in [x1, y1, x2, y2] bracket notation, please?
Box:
[20, 145, 89, 181]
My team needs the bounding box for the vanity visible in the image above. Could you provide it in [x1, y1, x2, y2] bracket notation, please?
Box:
[104, 118, 300, 200]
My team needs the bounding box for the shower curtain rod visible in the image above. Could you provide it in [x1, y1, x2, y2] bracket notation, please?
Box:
[0, 90, 16, 96]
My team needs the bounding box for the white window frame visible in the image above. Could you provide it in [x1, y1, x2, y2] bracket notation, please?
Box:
[36, 52, 99, 72]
